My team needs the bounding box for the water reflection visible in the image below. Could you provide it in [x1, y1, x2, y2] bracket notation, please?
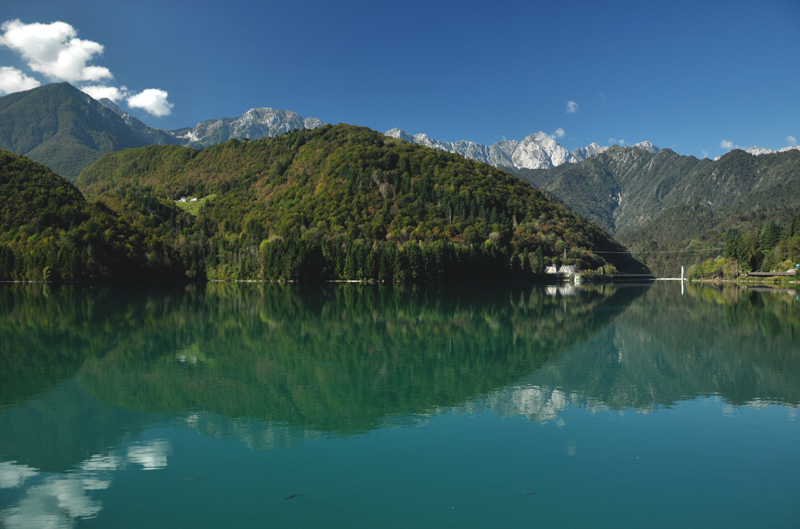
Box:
[0, 439, 170, 529]
[1, 281, 798, 528]
[0, 282, 798, 452]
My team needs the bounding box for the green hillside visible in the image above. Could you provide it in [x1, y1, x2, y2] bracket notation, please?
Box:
[0, 83, 145, 180]
[77, 124, 644, 280]
[0, 150, 188, 281]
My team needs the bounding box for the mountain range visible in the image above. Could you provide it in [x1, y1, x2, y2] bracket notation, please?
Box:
[385, 127, 660, 170]
[0, 83, 323, 180]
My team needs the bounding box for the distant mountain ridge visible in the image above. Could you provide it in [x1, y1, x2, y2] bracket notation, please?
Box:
[714, 145, 800, 160]
[97, 98, 324, 149]
[385, 127, 660, 170]
[0, 83, 324, 180]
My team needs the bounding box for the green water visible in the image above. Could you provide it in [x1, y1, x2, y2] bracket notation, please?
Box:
[0, 282, 798, 528]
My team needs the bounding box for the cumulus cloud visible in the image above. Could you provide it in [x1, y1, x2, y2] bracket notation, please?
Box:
[0, 19, 175, 117]
[127, 88, 173, 117]
[81, 84, 128, 102]
[566, 100, 579, 113]
[720, 139, 738, 149]
[552, 127, 565, 139]
[701, 150, 709, 159]
[0, 66, 40, 94]
[0, 19, 111, 82]
[788, 135, 797, 146]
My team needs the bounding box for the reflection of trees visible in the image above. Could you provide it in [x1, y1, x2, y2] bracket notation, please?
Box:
[0, 283, 197, 407]
[498, 283, 800, 414]
[73, 282, 641, 433]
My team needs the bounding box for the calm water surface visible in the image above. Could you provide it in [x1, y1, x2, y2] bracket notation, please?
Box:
[0, 282, 798, 528]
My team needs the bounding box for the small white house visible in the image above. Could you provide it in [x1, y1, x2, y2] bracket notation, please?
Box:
[545, 265, 582, 281]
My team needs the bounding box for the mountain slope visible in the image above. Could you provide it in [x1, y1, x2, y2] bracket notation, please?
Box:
[514, 146, 800, 275]
[517, 146, 800, 235]
[0, 83, 146, 180]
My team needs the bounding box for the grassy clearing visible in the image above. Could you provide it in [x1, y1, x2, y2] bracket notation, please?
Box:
[175, 195, 216, 216]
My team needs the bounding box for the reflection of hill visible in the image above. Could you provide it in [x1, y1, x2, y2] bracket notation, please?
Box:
[457, 283, 800, 420]
[75, 283, 642, 433]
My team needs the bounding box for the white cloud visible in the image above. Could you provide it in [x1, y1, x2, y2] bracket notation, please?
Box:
[81, 84, 128, 102]
[701, 150, 709, 159]
[127, 439, 171, 469]
[0, 19, 111, 82]
[618, 139, 625, 146]
[552, 127, 565, 139]
[127, 88, 173, 117]
[566, 100, 579, 113]
[788, 135, 797, 146]
[720, 139, 738, 149]
[0, 66, 40, 94]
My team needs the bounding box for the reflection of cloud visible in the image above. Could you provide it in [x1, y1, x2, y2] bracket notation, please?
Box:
[127, 440, 171, 470]
[80, 454, 122, 473]
[0, 474, 102, 529]
[183, 413, 320, 451]
[567, 442, 577, 456]
[0, 461, 38, 488]
[0, 439, 171, 527]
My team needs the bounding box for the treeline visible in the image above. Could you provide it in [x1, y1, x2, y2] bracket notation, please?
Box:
[213, 236, 551, 281]
[687, 211, 800, 279]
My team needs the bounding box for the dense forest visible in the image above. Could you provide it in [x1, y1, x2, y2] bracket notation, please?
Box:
[70, 124, 642, 281]
[684, 212, 800, 279]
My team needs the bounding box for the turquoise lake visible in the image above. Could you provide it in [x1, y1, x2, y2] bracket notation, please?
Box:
[0, 281, 798, 528]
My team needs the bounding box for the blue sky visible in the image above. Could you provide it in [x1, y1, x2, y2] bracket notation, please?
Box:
[1, 0, 798, 158]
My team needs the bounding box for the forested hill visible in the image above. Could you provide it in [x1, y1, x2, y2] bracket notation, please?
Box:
[77, 124, 644, 280]
[0, 150, 188, 281]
